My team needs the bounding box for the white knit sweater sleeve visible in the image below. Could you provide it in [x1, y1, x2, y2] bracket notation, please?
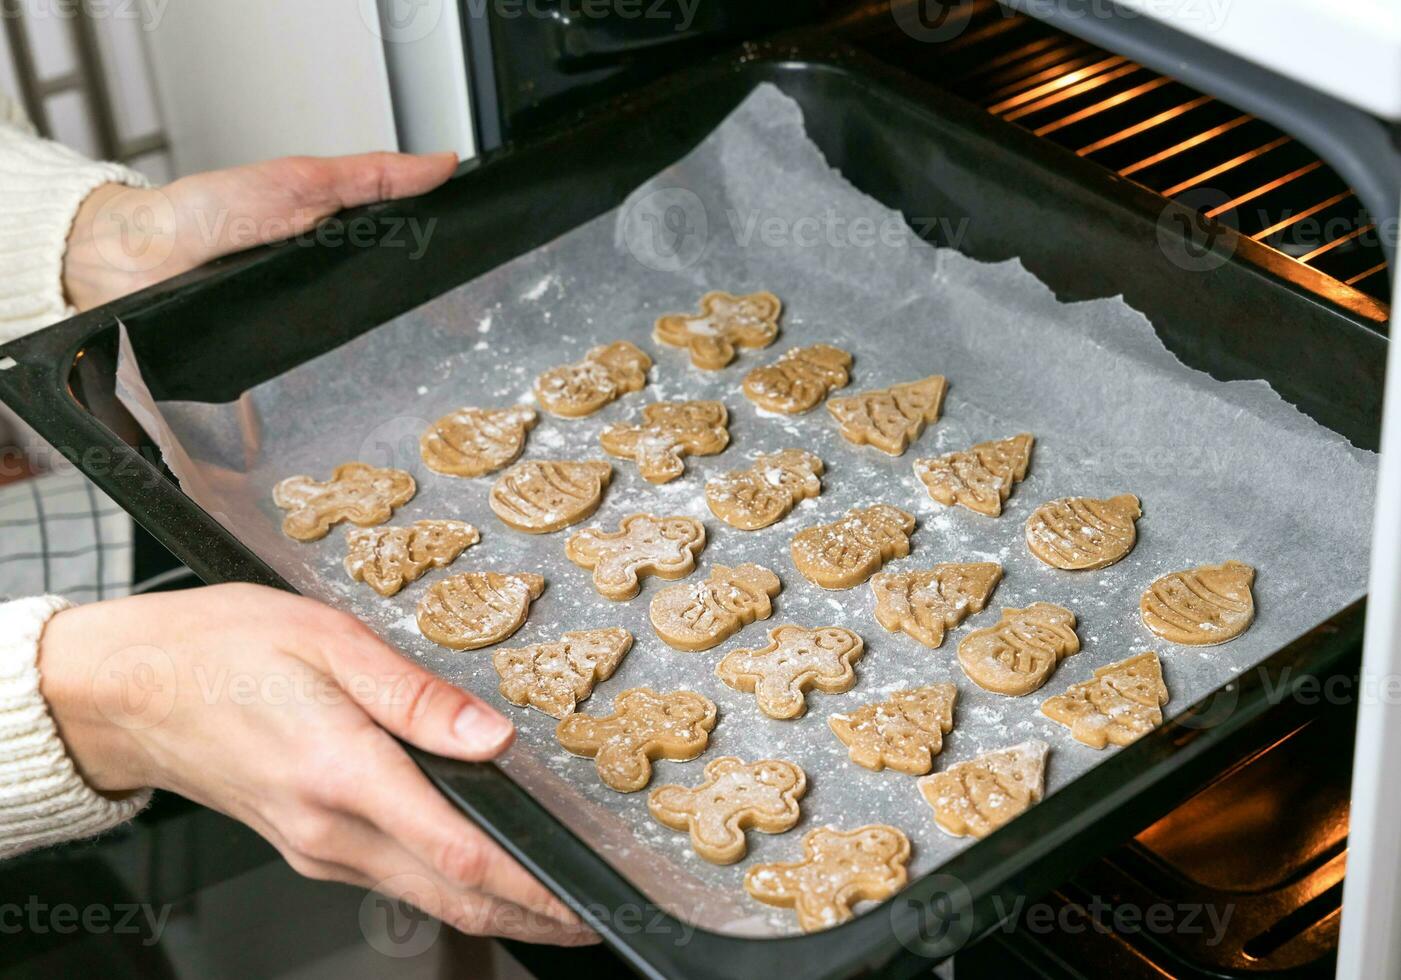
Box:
[0, 91, 150, 345]
[0, 598, 151, 858]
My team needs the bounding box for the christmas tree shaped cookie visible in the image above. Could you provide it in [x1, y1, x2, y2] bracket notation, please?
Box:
[918, 741, 1049, 839]
[705, 449, 824, 531]
[744, 825, 911, 932]
[1140, 560, 1255, 646]
[914, 433, 1034, 517]
[826, 375, 947, 455]
[654, 291, 781, 369]
[791, 504, 916, 589]
[492, 628, 633, 718]
[416, 571, 544, 650]
[344, 519, 480, 596]
[1025, 493, 1141, 570]
[534, 340, 652, 418]
[648, 757, 807, 864]
[828, 683, 958, 775]
[649, 563, 781, 652]
[488, 459, 612, 533]
[599, 400, 730, 483]
[742, 344, 853, 414]
[565, 513, 707, 600]
[273, 462, 416, 541]
[420, 406, 538, 478]
[870, 562, 1002, 648]
[556, 687, 717, 792]
[1041, 651, 1169, 749]
[716, 625, 864, 719]
[957, 602, 1081, 697]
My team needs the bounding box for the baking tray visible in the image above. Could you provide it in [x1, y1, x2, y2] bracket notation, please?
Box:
[0, 40, 1383, 979]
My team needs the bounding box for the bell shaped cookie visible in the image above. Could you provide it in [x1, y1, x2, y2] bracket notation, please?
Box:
[1041, 651, 1169, 749]
[742, 344, 852, 414]
[1025, 493, 1141, 571]
[416, 571, 544, 650]
[716, 624, 863, 719]
[914, 433, 1034, 517]
[870, 562, 1002, 648]
[534, 341, 651, 418]
[489, 460, 612, 533]
[791, 504, 916, 589]
[827, 375, 947, 455]
[556, 687, 717, 792]
[654, 291, 781, 369]
[420, 406, 537, 478]
[344, 519, 479, 596]
[744, 825, 910, 933]
[492, 628, 633, 719]
[918, 741, 1049, 839]
[1140, 560, 1255, 646]
[648, 757, 806, 864]
[565, 513, 706, 600]
[273, 462, 415, 541]
[957, 603, 1081, 697]
[828, 683, 957, 775]
[649, 563, 781, 652]
[599, 400, 729, 483]
[705, 449, 824, 531]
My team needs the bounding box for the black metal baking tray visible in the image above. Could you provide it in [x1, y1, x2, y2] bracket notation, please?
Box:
[0, 39, 1382, 980]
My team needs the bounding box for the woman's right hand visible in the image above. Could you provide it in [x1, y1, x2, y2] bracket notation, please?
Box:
[36, 582, 598, 947]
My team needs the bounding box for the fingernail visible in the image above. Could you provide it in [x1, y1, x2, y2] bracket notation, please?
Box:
[453, 702, 514, 753]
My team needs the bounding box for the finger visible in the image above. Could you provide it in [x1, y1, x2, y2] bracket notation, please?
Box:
[304, 150, 458, 211]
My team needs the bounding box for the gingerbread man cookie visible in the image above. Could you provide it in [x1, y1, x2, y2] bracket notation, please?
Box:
[742, 344, 853, 414]
[555, 687, 718, 792]
[654, 291, 781, 369]
[534, 340, 652, 418]
[489, 460, 612, 533]
[918, 741, 1049, 839]
[420, 406, 537, 478]
[705, 449, 824, 531]
[744, 825, 911, 933]
[648, 756, 807, 864]
[273, 462, 416, 542]
[566, 513, 707, 600]
[828, 684, 957, 775]
[716, 625, 864, 719]
[1041, 651, 1169, 749]
[599, 400, 730, 483]
[1140, 560, 1255, 646]
[827, 375, 947, 455]
[957, 603, 1081, 697]
[416, 571, 544, 651]
[649, 563, 781, 652]
[870, 562, 1002, 649]
[492, 628, 633, 718]
[791, 504, 916, 590]
[344, 519, 479, 596]
[914, 433, 1034, 517]
[1025, 494, 1141, 570]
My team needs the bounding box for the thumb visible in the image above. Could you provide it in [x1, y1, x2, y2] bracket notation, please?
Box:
[311, 150, 459, 211]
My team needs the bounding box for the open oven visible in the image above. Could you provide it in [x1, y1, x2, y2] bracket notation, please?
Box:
[1, 1, 1396, 977]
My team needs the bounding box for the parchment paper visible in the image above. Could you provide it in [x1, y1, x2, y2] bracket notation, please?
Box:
[116, 84, 1377, 937]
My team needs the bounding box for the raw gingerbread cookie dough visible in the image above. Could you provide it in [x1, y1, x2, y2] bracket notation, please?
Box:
[744, 825, 911, 933]
[914, 433, 1034, 517]
[742, 344, 852, 414]
[716, 625, 864, 720]
[654, 291, 781, 370]
[565, 513, 707, 600]
[492, 627, 633, 719]
[534, 340, 651, 418]
[791, 504, 916, 590]
[344, 519, 479, 596]
[648, 756, 806, 864]
[488, 460, 612, 533]
[705, 449, 823, 531]
[599, 400, 729, 483]
[1025, 493, 1142, 570]
[649, 563, 781, 652]
[273, 462, 416, 541]
[918, 741, 1049, 839]
[416, 571, 544, 651]
[827, 375, 947, 456]
[1041, 651, 1169, 749]
[870, 562, 1002, 649]
[555, 687, 718, 793]
[1140, 560, 1255, 646]
[957, 603, 1081, 697]
[828, 683, 957, 775]
[420, 406, 538, 478]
